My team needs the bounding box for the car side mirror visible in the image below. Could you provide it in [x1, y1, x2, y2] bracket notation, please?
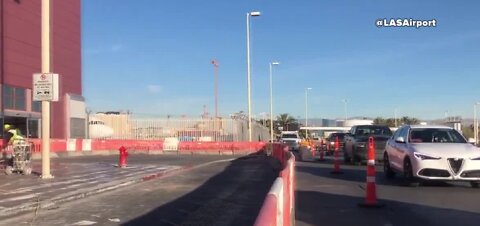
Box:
[395, 137, 406, 143]
[468, 138, 476, 144]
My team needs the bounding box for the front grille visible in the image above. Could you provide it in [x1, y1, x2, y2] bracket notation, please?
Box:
[448, 158, 464, 175]
[419, 168, 451, 177]
[461, 170, 480, 178]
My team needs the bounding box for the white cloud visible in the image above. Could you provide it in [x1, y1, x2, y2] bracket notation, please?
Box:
[147, 85, 163, 93]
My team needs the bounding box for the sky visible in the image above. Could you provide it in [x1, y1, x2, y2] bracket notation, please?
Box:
[82, 0, 480, 120]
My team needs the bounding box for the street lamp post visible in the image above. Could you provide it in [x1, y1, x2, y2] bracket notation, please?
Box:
[394, 108, 398, 127]
[342, 99, 348, 122]
[474, 102, 480, 145]
[246, 11, 261, 142]
[269, 62, 279, 142]
[305, 88, 312, 138]
[41, 0, 53, 179]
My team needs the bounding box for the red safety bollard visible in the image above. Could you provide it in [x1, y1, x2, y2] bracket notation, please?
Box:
[359, 136, 384, 208]
[118, 146, 128, 168]
[331, 136, 343, 174]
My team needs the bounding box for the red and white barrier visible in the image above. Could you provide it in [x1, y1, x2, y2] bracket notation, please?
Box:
[255, 143, 295, 226]
[22, 138, 266, 155]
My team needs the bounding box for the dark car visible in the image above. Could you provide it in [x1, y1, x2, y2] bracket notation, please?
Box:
[343, 125, 392, 164]
[325, 132, 346, 155]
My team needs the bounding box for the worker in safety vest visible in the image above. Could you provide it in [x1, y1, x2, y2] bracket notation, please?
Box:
[3, 124, 23, 146]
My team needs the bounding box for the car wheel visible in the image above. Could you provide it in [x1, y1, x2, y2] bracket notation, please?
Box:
[351, 147, 361, 165]
[470, 181, 480, 188]
[343, 150, 351, 163]
[383, 152, 395, 179]
[403, 158, 419, 187]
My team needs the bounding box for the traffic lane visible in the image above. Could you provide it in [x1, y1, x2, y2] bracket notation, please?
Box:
[2, 155, 279, 226]
[295, 159, 480, 226]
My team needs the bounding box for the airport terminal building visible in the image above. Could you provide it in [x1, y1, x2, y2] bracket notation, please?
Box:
[0, 0, 85, 139]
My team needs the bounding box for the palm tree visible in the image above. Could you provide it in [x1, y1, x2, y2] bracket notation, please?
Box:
[276, 113, 298, 131]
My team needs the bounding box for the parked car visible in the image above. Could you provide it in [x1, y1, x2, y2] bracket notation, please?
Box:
[325, 132, 346, 155]
[344, 125, 392, 164]
[384, 125, 480, 187]
[280, 131, 302, 151]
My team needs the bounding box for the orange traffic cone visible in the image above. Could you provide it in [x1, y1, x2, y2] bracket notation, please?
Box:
[318, 139, 325, 161]
[331, 136, 343, 174]
[359, 136, 384, 208]
[310, 144, 315, 158]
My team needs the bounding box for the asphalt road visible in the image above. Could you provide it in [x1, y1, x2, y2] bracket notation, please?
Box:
[1, 154, 279, 226]
[295, 150, 480, 226]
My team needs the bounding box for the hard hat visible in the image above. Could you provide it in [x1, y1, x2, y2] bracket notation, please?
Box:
[4, 124, 11, 130]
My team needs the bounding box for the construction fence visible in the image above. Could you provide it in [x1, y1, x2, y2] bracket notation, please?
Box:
[88, 113, 271, 142]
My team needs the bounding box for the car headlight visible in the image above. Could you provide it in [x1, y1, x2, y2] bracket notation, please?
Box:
[414, 152, 441, 160]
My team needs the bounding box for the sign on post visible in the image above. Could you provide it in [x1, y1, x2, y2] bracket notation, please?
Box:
[33, 73, 59, 101]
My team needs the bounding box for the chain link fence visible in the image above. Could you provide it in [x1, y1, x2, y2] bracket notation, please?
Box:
[87, 112, 270, 142]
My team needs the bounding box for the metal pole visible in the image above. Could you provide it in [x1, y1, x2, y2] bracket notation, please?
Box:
[246, 13, 253, 142]
[306, 89, 313, 137]
[475, 104, 478, 145]
[41, 0, 53, 179]
[343, 99, 348, 122]
[305, 88, 309, 138]
[269, 63, 273, 142]
[394, 108, 397, 127]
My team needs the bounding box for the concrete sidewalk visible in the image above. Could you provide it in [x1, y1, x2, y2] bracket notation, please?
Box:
[0, 154, 234, 219]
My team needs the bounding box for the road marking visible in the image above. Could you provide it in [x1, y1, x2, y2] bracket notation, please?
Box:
[71, 220, 97, 225]
[108, 218, 120, 222]
[0, 193, 40, 203]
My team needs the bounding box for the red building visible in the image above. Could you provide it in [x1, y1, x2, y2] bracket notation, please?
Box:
[0, 0, 84, 139]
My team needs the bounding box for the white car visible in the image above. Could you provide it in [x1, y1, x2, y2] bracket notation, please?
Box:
[384, 125, 480, 187]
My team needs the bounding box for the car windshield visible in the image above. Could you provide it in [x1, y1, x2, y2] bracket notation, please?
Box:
[356, 127, 392, 136]
[409, 128, 467, 143]
[282, 134, 298, 139]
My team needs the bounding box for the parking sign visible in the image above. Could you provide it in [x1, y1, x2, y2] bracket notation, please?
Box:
[33, 73, 59, 101]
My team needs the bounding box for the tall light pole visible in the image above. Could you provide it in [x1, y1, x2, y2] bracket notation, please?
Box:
[394, 108, 398, 127]
[342, 99, 348, 122]
[211, 59, 219, 118]
[305, 88, 312, 138]
[269, 62, 279, 142]
[41, 0, 53, 179]
[246, 11, 261, 142]
[475, 103, 480, 145]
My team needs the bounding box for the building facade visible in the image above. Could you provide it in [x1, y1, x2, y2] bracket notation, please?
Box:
[0, 0, 84, 139]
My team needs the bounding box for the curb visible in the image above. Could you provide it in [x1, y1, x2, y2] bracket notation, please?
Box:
[0, 158, 235, 219]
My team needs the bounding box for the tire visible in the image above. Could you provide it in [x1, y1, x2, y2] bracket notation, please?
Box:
[470, 181, 480, 188]
[343, 150, 351, 163]
[383, 152, 395, 179]
[403, 158, 419, 187]
[5, 166, 13, 175]
[350, 147, 361, 165]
